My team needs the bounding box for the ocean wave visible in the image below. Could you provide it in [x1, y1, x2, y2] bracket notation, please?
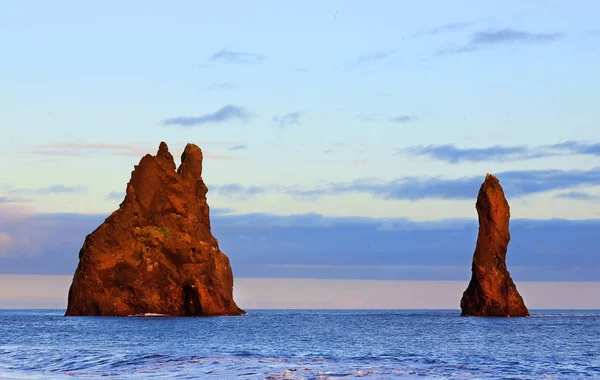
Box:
[1, 309, 598, 379]
[0, 353, 581, 379]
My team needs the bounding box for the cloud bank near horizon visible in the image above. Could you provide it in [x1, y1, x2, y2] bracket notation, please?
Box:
[1, 210, 598, 281]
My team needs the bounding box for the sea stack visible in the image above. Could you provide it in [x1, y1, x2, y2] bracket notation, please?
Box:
[460, 174, 529, 317]
[65, 142, 245, 316]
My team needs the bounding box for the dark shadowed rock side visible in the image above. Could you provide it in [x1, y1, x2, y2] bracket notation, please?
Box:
[65, 142, 245, 316]
[460, 174, 529, 317]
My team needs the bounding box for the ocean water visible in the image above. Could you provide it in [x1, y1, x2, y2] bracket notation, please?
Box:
[0, 310, 599, 379]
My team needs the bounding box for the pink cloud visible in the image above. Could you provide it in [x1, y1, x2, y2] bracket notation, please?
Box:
[0, 232, 13, 257]
[0, 205, 36, 225]
[204, 153, 244, 161]
[307, 159, 343, 163]
[307, 159, 370, 165]
[23, 142, 245, 161]
[23, 143, 152, 157]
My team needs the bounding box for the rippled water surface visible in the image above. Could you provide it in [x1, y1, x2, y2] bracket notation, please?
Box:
[1, 309, 599, 379]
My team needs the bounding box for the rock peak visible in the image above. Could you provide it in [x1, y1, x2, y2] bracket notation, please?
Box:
[476, 172, 510, 225]
[484, 172, 498, 182]
[155, 141, 175, 172]
[182, 143, 202, 159]
[460, 174, 529, 317]
[65, 142, 244, 317]
[177, 143, 203, 181]
[158, 140, 169, 152]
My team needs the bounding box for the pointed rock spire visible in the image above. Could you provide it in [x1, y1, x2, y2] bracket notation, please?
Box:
[460, 174, 529, 317]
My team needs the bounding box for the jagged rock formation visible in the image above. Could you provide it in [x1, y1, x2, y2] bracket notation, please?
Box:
[65, 142, 245, 316]
[460, 174, 529, 317]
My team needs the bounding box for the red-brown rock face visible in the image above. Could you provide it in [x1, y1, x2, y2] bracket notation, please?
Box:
[460, 174, 529, 317]
[65, 142, 245, 316]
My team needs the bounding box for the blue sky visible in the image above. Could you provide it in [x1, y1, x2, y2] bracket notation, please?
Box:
[1, 1, 599, 281]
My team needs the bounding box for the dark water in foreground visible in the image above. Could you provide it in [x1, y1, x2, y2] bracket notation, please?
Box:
[0, 310, 599, 379]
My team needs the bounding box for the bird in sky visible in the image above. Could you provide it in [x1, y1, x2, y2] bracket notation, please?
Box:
[334, 11, 338, 20]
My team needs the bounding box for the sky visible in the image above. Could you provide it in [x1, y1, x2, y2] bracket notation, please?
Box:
[3, 276, 600, 310]
[1, 1, 600, 305]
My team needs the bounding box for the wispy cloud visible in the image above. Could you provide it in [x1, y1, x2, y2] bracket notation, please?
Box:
[318, 169, 600, 200]
[25, 142, 245, 161]
[229, 144, 248, 151]
[4, 185, 87, 196]
[355, 20, 476, 63]
[437, 28, 564, 56]
[473, 29, 563, 44]
[163, 105, 251, 127]
[0, 204, 35, 223]
[555, 191, 600, 203]
[210, 208, 234, 216]
[296, 68, 309, 73]
[202, 82, 235, 91]
[210, 168, 600, 201]
[0, 197, 32, 204]
[106, 191, 124, 201]
[204, 153, 244, 161]
[353, 159, 370, 165]
[211, 184, 273, 200]
[208, 49, 264, 64]
[406, 144, 529, 163]
[390, 115, 415, 124]
[272, 111, 302, 128]
[0, 232, 13, 257]
[27, 143, 152, 157]
[323, 142, 345, 154]
[306, 159, 345, 164]
[437, 46, 479, 55]
[404, 141, 600, 163]
[413, 21, 475, 37]
[355, 49, 397, 65]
